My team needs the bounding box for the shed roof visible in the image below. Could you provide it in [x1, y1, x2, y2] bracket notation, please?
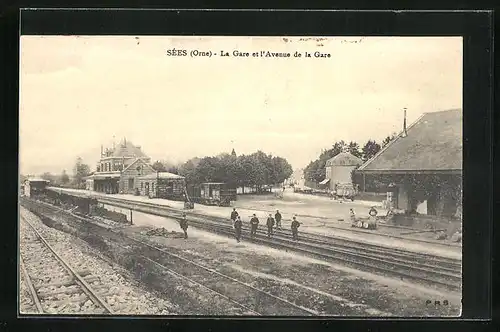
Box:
[139, 172, 185, 180]
[325, 152, 363, 167]
[25, 178, 50, 183]
[357, 109, 462, 174]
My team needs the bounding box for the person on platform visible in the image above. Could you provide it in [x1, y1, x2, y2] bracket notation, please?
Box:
[350, 208, 357, 227]
[291, 216, 301, 241]
[368, 206, 378, 229]
[230, 208, 239, 222]
[274, 210, 282, 230]
[250, 214, 260, 238]
[266, 214, 275, 237]
[179, 213, 189, 239]
[234, 216, 242, 242]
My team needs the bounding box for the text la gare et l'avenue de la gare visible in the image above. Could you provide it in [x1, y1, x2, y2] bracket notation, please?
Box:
[166, 49, 332, 59]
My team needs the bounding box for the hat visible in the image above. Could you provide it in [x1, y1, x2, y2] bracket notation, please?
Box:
[293, 216, 296, 220]
[253, 214, 256, 216]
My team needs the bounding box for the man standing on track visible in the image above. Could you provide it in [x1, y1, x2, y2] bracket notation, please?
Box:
[179, 213, 188, 239]
[291, 216, 300, 241]
[266, 214, 275, 237]
[250, 214, 259, 239]
[234, 216, 242, 242]
[230, 208, 239, 222]
[274, 210, 282, 230]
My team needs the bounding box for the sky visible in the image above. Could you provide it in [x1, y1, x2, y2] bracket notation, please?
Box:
[19, 36, 462, 175]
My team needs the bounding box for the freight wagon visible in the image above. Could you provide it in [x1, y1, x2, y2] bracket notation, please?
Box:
[23, 178, 50, 198]
[185, 182, 237, 207]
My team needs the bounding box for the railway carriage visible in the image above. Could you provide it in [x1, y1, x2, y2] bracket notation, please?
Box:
[186, 182, 237, 207]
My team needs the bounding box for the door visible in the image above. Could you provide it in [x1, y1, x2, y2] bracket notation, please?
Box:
[145, 182, 149, 196]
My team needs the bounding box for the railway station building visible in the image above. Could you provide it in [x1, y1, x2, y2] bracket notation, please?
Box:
[356, 109, 462, 220]
[85, 138, 155, 194]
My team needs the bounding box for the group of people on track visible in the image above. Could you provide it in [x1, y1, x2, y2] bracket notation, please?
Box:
[230, 208, 301, 242]
[178, 208, 301, 242]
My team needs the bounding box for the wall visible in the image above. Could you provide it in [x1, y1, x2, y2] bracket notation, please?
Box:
[327, 165, 357, 190]
[24, 182, 31, 197]
[118, 160, 154, 194]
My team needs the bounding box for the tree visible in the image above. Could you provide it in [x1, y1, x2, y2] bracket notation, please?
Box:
[382, 133, 397, 148]
[40, 172, 54, 181]
[60, 170, 70, 185]
[347, 141, 363, 159]
[362, 140, 381, 161]
[231, 148, 237, 157]
[73, 157, 91, 189]
[167, 166, 179, 174]
[152, 160, 167, 172]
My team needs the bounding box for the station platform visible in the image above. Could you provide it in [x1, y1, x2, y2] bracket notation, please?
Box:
[46, 187, 462, 260]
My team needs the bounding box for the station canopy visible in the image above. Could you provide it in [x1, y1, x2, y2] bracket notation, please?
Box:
[357, 109, 462, 174]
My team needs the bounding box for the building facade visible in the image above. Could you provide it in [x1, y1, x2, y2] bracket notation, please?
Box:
[356, 109, 462, 219]
[85, 138, 155, 194]
[137, 172, 186, 199]
[320, 152, 363, 190]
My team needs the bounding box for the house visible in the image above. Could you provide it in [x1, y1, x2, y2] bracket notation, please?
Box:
[85, 138, 155, 194]
[320, 151, 363, 191]
[356, 109, 462, 219]
[137, 171, 186, 199]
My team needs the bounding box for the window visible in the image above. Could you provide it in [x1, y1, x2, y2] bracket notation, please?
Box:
[141, 182, 143, 190]
[128, 178, 134, 190]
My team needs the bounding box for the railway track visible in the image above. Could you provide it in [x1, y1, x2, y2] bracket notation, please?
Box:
[21, 199, 320, 315]
[96, 196, 462, 291]
[20, 213, 114, 315]
[118, 237, 319, 316]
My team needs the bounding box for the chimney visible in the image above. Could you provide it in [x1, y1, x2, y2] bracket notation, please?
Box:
[402, 108, 408, 138]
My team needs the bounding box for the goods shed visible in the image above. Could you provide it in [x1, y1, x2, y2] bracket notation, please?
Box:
[356, 109, 462, 219]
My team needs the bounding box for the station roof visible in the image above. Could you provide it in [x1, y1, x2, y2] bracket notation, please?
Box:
[325, 152, 363, 167]
[85, 172, 121, 180]
[111, 139, 148, 158]
[139, 172, 185, 180]
[357, 109, 462, 174]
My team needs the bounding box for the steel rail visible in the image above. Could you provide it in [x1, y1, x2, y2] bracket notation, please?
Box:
[97, 195, 461, 264]
[19, 255, 44, 313]
[21, 215, 114, 314]
[126, 235, 319, 316]
[141, 256, 261, 315]
[97, 198, 461, 285]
